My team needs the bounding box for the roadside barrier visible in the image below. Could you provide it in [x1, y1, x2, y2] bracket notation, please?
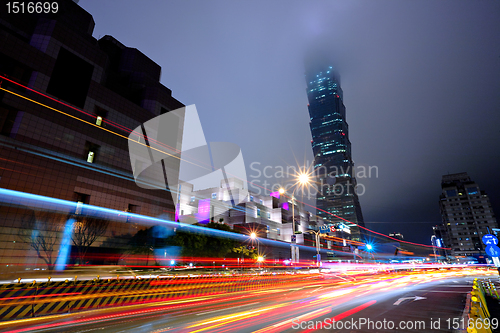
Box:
[467, 278, 494, 333]
[0, 272, 314, 321]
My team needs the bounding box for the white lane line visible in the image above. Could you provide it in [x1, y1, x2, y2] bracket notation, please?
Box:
[393, 296, 426, 305]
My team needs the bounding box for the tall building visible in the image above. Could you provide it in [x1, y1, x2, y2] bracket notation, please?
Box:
[0, 0, 183, 270]
[438, 172, 498, 258]
[305, 63, 365, 241]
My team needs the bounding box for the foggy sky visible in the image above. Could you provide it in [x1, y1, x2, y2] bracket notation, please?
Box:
[79, 0, 500, 245]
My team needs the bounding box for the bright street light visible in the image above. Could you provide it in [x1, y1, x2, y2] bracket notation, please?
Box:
[298, 173, 310, 184]
[366, 244, 373, 251]
[250, 232, 257, 239]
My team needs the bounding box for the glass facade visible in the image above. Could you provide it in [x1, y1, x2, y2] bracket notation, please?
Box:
[306, 64, 365, 241]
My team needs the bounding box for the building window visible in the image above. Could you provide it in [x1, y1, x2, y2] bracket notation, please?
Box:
[94, 106, 108, 127]
[277, 228, 280, 236]
[87, 151, 95, 163]
[75, 192, 89, 215]
[257, 208, 261, 217]
[446, 190, 457, 197]
[84, 141, 100, 163]
[467, 187, 478, 195]
[128, 204, 140, 214]
[211, 192, 217, 199]
[127, 204, 140, 222]
[260, 199, 263, 205]
[267, 212, 271, 219]
[250, 196, 254, 202]
[190, 196, 196, 203]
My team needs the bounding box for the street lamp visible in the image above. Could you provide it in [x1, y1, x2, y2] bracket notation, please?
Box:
[365, 244, 375, 262]
[304, 230, 322, 267]
[250, 232, 260, 269]
[280, 172, 311, 239]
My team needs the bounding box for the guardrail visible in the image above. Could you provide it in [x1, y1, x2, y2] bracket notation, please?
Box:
[0, 273, 313, 321]
[466, 278, 498, 333]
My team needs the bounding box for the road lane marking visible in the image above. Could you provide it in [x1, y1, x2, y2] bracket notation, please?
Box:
[393, 296, 426, 305]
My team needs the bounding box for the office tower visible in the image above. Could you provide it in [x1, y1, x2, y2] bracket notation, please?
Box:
[438, 172, 498, 257]
[305, 63, 365, 241]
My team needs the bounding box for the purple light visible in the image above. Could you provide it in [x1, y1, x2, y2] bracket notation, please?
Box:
[282, 202, 289, 211]
[270, 191, 280, 199]
[175, 206, 179, 222]
[197, 198, 211, 224]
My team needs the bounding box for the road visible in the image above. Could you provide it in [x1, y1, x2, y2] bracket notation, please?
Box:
[0, 269, 495, 333]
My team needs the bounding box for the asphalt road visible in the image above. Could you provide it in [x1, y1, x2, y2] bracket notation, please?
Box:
[0, 270, 495, 333]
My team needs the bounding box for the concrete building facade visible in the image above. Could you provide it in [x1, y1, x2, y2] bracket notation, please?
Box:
[437, 172, 498, 258]
[0, 0, 183, 271]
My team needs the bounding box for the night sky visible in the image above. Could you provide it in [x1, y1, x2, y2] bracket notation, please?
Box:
[79, 0, 500, 246]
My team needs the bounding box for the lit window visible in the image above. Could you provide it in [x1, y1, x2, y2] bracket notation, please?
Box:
[250, 196, 254, 202]
[260, 199, 263, 205]
[94, 106, 107, 127]
[190, 196, 196, 203]
[211, 193, 217, 199]
[85, 141, 100, 163]
[76, 201, 83, 214]
[257, 208, 261, 217]
[87, 151, 95, 163]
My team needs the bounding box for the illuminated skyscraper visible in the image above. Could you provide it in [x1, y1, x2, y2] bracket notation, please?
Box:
[306, 64, 365, 241]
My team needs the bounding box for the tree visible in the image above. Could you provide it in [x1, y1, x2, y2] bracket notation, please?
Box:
[227, 245, 258, 259]
[18, 210, 62, 272]
[204, 222, 238, 257]
[166, 222, 239, 259]
[71, 214, 109, 265]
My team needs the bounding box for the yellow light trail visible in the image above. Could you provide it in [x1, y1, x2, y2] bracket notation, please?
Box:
[186, 303, 288, 332]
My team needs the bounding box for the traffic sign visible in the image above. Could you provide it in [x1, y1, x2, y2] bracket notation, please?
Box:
[319, 225, 330, 234]
[291, 235, 296, 242]
[482, 234, 498, 246]
[485, 244, 500, 257]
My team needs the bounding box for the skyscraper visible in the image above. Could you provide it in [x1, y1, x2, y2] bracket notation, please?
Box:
[306, 63, 365, 241]
[438, 172, 498, 258]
